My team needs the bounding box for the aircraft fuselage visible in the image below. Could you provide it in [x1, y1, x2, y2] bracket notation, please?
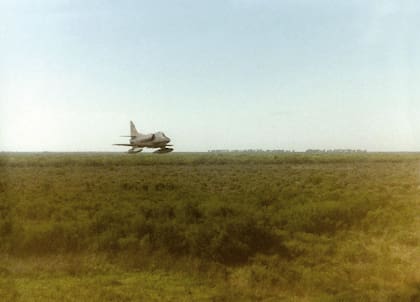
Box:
[113, 121, 173, 154]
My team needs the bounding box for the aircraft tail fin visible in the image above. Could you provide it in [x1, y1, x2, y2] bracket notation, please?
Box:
[130, 121, 140, 137]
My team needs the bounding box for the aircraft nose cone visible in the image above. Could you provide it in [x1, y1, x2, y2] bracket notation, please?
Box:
[166, 137, 171, 143]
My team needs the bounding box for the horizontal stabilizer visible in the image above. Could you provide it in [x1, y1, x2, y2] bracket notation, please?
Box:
[120, 136, 136, 138]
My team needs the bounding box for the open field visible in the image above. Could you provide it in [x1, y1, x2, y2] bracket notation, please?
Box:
[0, 152, 419, 301]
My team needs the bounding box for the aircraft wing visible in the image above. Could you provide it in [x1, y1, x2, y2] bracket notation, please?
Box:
[113, 143, 134, 146]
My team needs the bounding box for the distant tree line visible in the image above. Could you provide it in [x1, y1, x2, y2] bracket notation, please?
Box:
[208, 149, 367, 153]
[208, 149, 297, 153]
[305, 149, 367, 153]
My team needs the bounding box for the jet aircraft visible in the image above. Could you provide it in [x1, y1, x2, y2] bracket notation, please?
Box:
[114, 121, 173, 154]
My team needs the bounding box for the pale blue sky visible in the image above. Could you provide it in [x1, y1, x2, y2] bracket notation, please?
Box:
[1, 0, 420, 152]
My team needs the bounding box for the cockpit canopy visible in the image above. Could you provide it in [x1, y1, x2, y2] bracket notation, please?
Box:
[157, 132, 168, 139]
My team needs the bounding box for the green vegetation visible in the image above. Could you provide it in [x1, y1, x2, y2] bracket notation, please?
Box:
[0, 152, 419, 301]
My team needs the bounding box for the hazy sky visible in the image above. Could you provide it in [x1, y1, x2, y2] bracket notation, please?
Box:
[1, 0, 420, 152]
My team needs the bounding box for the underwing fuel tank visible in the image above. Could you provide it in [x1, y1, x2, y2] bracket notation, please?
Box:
[153, 148, 174, 154]
[128, 148, 143, 154]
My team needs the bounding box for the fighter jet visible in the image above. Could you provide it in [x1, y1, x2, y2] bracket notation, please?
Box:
[113, 121, 173, 154]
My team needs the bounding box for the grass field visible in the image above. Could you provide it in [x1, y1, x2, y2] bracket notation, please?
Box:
[0, 152, 419, 301]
